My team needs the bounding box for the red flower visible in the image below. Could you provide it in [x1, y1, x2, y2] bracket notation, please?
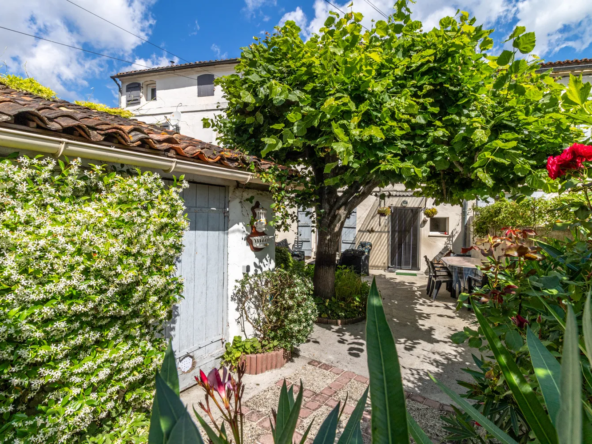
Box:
[512, 314, 529, 329]
[547, 144, 592, 180]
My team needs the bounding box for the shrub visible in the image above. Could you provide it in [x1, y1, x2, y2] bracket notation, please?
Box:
[232, 269, 317, 351]
[274, 246, 293, 270]
[0, 156, 187, 443]
[0, 74, 57, 100]
[473, 194, 587, 237]
[222, 336, 274, 368]
[315, 266, 370, 319]
[74, 101, 135, 118]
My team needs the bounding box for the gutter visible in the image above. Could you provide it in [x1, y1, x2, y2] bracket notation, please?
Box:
[0, 126, 262, 184]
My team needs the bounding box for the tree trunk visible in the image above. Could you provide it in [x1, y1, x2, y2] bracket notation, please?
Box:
[313, 222, 343, 300]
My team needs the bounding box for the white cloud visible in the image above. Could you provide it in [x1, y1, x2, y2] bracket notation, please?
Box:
[0, 0, 156, 99]
[190, 20, 200, 36]
[243, 0, 277, 18]
[211, 44, 228, 60]
[514, 0, 592, 55]
[278, 7, 308, 34]
[296, 0, 592, 56]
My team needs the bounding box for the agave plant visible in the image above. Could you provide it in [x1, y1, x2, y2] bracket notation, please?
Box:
[147, 279, 592, 443]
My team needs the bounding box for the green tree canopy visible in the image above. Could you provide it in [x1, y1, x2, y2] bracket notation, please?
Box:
[208, 1, 580, 298]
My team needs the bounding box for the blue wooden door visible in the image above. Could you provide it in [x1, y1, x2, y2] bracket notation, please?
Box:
[341, 209, 357, 252]
[167, 183, 228, 390]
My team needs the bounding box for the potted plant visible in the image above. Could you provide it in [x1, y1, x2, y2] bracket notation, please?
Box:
[424, 207, 438, 218]
[377, 206, 391, 217]
[230, 269, 317, 374]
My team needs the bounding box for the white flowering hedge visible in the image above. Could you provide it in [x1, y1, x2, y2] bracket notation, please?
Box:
[0, 156, 188, 443]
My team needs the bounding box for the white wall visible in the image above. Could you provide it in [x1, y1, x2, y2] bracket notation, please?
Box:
[118, 63, 237, 143]
[278, 184, 469, 273]
[227, 186, 276, 339]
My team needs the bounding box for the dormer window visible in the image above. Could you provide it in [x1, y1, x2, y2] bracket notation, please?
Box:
[146, 82, 157, 101]
[197, 74, 215, 97]
[125, 82, 141, 106]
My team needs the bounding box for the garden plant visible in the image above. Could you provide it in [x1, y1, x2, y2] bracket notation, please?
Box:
[230, 268, 317, 356]
[0, 156, 187, 443]
[148, 276, 592, 443]
[450, 144, 592, 442]
[206, 0, 579, 300]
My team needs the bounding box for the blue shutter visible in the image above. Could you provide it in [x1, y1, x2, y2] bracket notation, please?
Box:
[297, 208, 313, 257]
[341, 209, 357, 252]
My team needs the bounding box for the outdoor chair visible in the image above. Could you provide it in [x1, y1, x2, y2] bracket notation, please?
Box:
[424, 256, 455, 300]
[467, 274, 489, 295]
[291, 237, 305, 262]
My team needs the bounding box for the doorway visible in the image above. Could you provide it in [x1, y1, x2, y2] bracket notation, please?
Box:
[390, 207, 420, 270]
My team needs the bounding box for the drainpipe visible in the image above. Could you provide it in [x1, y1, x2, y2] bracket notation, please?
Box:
[0, 126, 262, 184]
[462, 200, 469, 248]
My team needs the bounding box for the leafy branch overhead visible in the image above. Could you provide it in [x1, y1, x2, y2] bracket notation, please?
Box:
[207, 5, 579, 215]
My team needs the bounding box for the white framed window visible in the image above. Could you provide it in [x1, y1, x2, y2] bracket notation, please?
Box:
[145, 82, 157, 101]
[197, 74, 215, 97]
[429, 217, 449, 235]
[125, 82, 141, 106]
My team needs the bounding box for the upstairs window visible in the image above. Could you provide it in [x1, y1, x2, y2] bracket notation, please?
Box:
[125, 82, 141, 106]
[146, 83, 157, 101]
[197, 74, 215, 97]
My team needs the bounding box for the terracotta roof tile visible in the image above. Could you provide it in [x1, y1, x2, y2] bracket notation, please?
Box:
[0, 83, 274, 173]
[540, 58, 592, 68]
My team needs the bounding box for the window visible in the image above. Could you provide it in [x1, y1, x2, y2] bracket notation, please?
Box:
[429, 217, 448, 235]
[125, 82, 141, 106]
[146, 83, 157, 101]
[197, 74, 215, 97]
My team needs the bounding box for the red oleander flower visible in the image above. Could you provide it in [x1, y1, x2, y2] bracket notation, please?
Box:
[512, 314, 529, 329]
[547, 144, 592, 180]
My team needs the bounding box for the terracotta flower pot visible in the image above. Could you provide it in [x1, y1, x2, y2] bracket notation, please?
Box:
[239, 349, 291, 375]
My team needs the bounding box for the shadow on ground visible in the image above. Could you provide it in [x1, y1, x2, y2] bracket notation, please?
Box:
[297, 272, 478, 404]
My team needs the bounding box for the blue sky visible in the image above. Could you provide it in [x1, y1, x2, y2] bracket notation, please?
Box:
[1, 0, 591, 106]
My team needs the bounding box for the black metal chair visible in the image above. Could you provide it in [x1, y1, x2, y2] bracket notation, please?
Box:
[291, 237, 305, 262]
[424, 256, 455, 300]
[467, 274, 489, 294]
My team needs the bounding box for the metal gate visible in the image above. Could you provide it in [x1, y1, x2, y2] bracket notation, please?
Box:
[390, 207, 420, 270]
[297, 208, 313, 257]
[167, 183, 228, 390]
[341, 209, 357, 252]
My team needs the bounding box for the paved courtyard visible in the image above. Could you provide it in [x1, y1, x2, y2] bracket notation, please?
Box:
[181, 272, 477, 443]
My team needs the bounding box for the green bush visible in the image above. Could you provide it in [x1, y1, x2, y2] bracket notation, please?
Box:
[232, 269, 317, 351]
[74, 101, 135, 118]
[0, 74, 57, 100]
[221, 336, 277, 368]
[274, 246, 293, 270]
[473, 195, 587, 237]
[315, 266, 370, 319]
[0, 156, 187, 443]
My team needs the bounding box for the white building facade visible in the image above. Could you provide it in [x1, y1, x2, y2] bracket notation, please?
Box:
[112, 59, 239, 144]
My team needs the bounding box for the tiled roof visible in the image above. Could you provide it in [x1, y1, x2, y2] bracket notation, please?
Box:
[540, 58, 592, 68]
[113, 58, 239, 78]
[0, 83, 273, 172]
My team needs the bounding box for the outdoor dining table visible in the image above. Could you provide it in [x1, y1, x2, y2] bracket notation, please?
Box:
[441, 256, 484, 295]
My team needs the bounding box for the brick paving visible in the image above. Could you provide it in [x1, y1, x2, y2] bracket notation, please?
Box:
[243, 360, 454, 444]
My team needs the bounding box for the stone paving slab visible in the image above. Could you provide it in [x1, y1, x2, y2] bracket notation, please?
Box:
[241, 361, 454, 444]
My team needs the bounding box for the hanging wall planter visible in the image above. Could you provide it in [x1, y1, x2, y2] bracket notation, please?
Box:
[247, 201, 274, 251]
[423, 208, 438, 218]
[377, 207, 391, 217]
